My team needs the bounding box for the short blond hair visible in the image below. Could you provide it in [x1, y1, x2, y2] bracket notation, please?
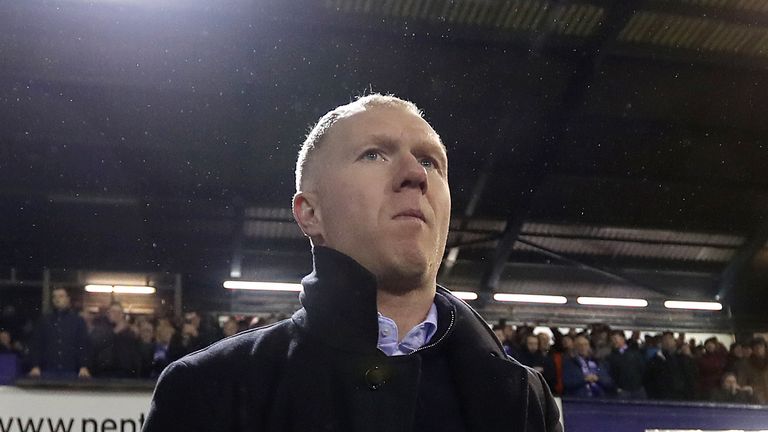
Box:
[294, 93, 423, 192]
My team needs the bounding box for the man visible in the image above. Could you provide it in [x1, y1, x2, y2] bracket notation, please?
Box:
[711, 371, 757, 404]
[696, 336, 727, 399]
[517, 333, 556, 391]
[644, 331, 696, 400]
[550, 333, 574, 395]
[737, 337, 768, 404]
[606, 330, 646, 399]
[562, 334, 614, 397]
[142, 94, 562, 431]
[28, 287, 90, 379]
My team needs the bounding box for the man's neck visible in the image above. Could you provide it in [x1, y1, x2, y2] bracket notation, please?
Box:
[377, 285, 435, 342]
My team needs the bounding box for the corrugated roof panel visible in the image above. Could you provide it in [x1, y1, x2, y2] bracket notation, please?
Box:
[618, 12, 642, 41]
[617, 11, 768, 57]
[663, 17, 691, 48]
[733, 27, 757, 52]
[245, 207, 293, 220]
[556, 4, 579, 35]
[466, 0, 484, 25]
[478, 1, 497, 26]
[528, 2, 549, 30]
[516, 235, 736, 262]
[511, 0, 534, 30]
[520, 222, 744, 246]
[635, 12, 658, 43]
[749, 30, 768, 56]
[650, 15, 673, 45]
[677, 18, 707, 49]
[701, 22, 726, 50]
[577, 6, 604, 36]
[518, 0, 538, 31]
[494, 0, 513, 27]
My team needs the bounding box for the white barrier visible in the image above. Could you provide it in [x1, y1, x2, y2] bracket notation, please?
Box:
[0, 385, 564, 432]
[0, 386, 152, 432]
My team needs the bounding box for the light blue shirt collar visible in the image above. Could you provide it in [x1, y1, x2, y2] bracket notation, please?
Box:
[377, 302, 438, 356]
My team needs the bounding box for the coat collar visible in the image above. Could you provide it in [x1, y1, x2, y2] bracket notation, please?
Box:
[293, 246, 381, 354]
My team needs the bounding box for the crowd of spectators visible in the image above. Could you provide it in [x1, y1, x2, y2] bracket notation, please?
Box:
[0, 287, 281, 380]
[493, 321, 767, 405]
[1, 288, 767, 407]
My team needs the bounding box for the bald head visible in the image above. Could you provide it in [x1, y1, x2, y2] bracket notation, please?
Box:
[295, 94, 435, 193]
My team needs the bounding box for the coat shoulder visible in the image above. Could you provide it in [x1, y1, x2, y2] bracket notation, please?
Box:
[175, 317, 298, 372]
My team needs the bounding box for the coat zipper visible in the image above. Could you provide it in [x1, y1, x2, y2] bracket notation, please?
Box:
[408, 308, 456, 355]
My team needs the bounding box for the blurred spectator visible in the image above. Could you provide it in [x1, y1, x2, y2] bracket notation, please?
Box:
[0, 329, 21, 384]
[92, 302, 141, 378]
[168, 311, 220, 361]
[138, 320, 155, 378]
[737, 337, 768, 404]
[537, 333, 551, 355]
[150, 319, 176, 378]
[550, 334, 574, 396]
[606, 330, 646, 399]
[492, 324, 514, 357]
[644, 332, 696, 400]
[0, 305, 24, 346]
[563, 334, 614, 397]
[517, 334, 556, 390]
[503, 324, 517, 351]
[726, 342, 746, 373]
[711, 371, 757, 404]
[590, 326, 612, 360]
[28, 287, 90, 379]
[696, 337, 727, 400]
[221, 316, 239, 338]
[0, 329, 21, 355]
[643, 334, 661, 361]
[248, 316, 262, 329]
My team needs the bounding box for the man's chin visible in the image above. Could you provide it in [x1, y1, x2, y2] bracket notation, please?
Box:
[374, 256, 435, 294]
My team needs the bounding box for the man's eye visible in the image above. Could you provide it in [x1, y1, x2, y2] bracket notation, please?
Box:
[362, 150, 381, 161]
[420, 158, 437, 169]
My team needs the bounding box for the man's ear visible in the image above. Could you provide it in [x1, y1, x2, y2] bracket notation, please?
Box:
[292, 192, 324, 243]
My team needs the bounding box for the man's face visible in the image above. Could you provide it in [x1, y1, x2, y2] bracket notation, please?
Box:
[503, 325, 515, 340]
[526, 336, 539, 353]
[732, 344, 743, 358]
[0, 330, 10, 347]
[723, 374, 738, 392]
[575, 336, 591, 357]
[107, 305, 123, 324]
[611, 334, 625, 350]
[304, 105, 450, 290]
[754, 343, 766, 358]
[139, 322, 154, 343]
[51, 289, 70, 311]
[537, 333, 550, 352]
[223, 319, 238, 337]
[185, 312, 201, 329]
[562, 336, 574, 350]
[661, 334, 677, 352]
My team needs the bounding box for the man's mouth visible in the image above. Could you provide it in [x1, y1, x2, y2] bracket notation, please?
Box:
[394, 209, 426, 223]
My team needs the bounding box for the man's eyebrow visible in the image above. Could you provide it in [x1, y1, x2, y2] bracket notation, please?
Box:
[367, 134, 447, 155]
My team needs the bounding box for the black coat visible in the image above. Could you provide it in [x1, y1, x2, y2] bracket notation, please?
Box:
[28, 308, 89, 374]
[644, 349, 697, 400]
[606, 346, 645, 392]
[143, 247, 562, 432]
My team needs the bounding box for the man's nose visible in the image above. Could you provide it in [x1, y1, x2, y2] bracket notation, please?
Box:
[394, 154, 428, 194]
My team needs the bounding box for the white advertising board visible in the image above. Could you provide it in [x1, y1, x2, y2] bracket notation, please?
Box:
[0, 386, 565, 432]
[0, 387, 152, 432]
